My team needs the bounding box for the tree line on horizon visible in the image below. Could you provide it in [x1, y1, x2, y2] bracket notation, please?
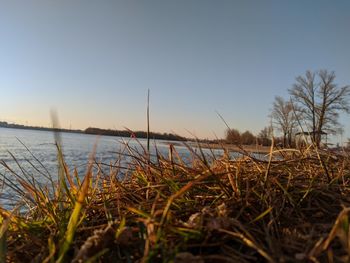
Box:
[0, 121, 188, 142]
[226, 70, 350, 148]
[85, 127, 187, 141]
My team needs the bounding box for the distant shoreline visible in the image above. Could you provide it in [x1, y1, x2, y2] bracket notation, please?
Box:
[0, 121, 83, 134]
[193, 142, 271, 154]
[0, 122, 273, 152]
[0, 122, 187, 142]
[162, 141, 272, 154]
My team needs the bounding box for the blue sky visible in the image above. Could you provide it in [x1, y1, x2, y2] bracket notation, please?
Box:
[0, 1, 349, 141]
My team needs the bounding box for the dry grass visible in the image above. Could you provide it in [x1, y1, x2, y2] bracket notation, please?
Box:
[1, 140, 350, 262]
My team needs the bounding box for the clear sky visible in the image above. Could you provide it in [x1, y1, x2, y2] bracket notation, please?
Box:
[0, 1, 349, 141]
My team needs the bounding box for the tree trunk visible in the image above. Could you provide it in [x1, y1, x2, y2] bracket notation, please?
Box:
[283, 132, 287, 147]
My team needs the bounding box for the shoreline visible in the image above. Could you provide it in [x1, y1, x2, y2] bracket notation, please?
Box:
[162, 141, 272, 154]
[194, 142, 272, 154]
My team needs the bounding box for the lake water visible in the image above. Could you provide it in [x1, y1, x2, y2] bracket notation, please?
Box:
[0, 127, 225, 208]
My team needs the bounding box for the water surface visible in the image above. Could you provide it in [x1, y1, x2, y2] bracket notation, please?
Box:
[0, 127, 224, 207]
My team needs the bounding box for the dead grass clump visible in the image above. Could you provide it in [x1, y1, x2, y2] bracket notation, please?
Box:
[1, 144, 350, 262]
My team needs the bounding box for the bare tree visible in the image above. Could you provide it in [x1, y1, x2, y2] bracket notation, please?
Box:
[226, 128, 241, 144]
[258, 126, 272, 146]
[241, 130, 255, 145]
[270, 96, 298, 147]
[289, 70, 350, 147]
